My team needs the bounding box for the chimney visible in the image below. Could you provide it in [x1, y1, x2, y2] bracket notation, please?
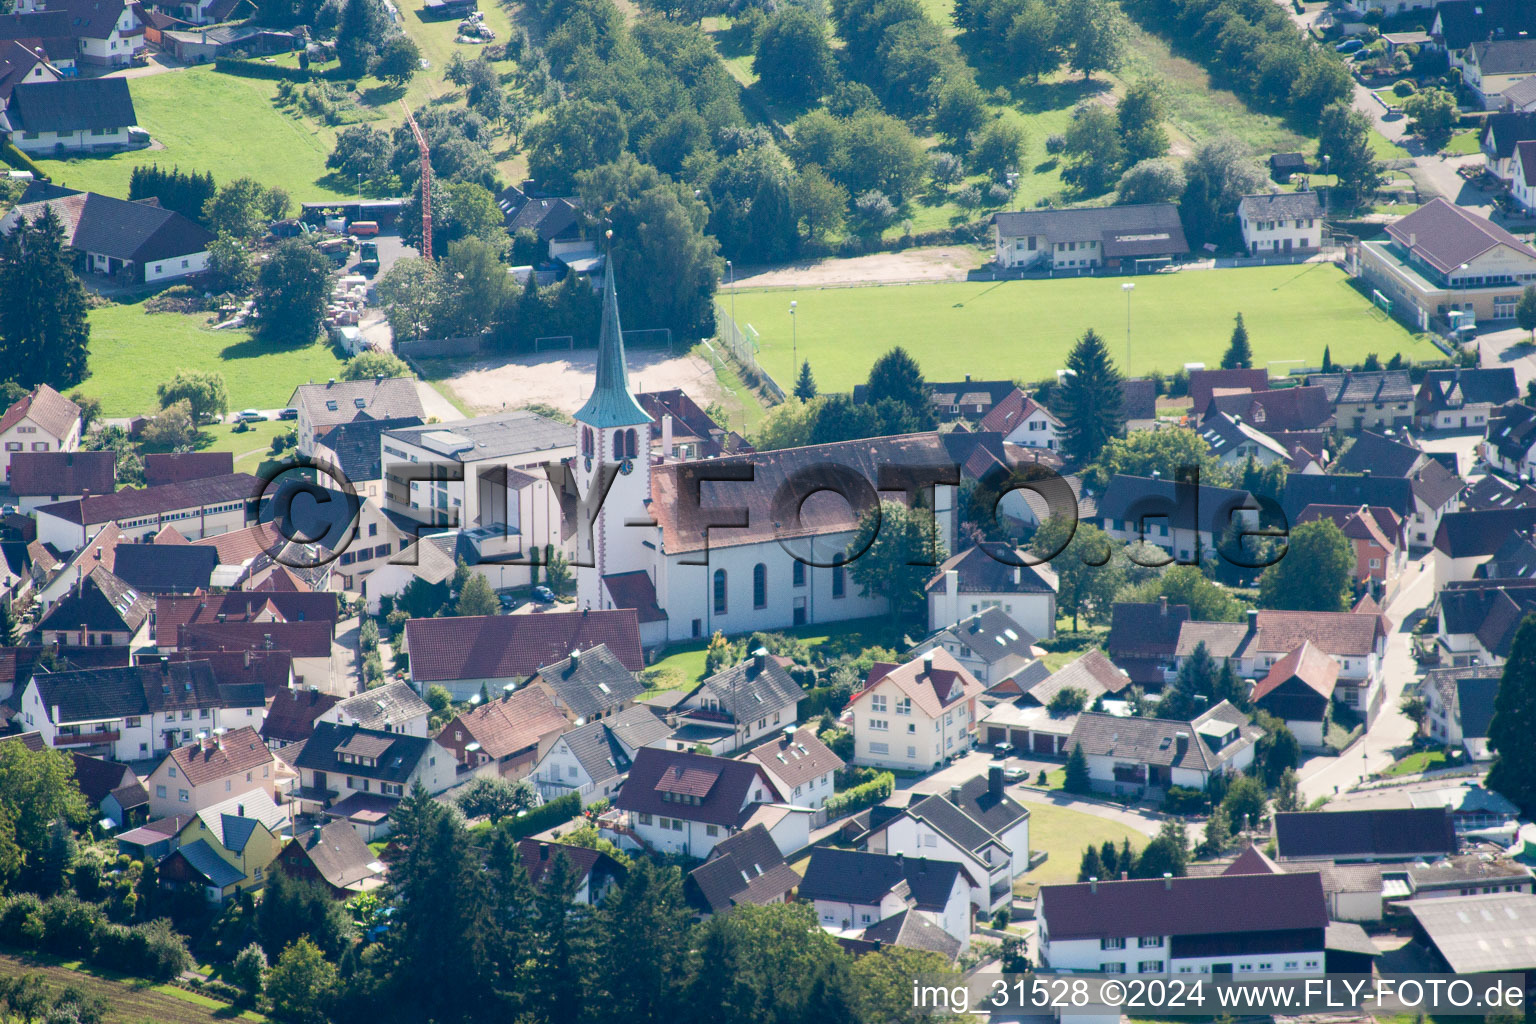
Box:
[752, 646, 768, 671]
[949, 783, 962, 804]
[923, 649, 936, 673]
[237, 803, 244, 817]
[93, 547, 101, 561]
[1012, 564, 1021, 586]
[569, 648, 580, 669]
[217, 613, 226, 623]
[1120, 871, 1128, 880]
[539, 842, 549, 860]
[662, 413, 674, 459]
[1159, 595, 1168, 616]
[988, 764, 1003, 798]
[1163, 872, 1173, 890]
[1361, 468, 1371, 478]
[51, 704, 60, 723]
[1408, 232, 1416, 249]
[327, 378, 336, 387]
[1246, 608, 1258, 632]
[1175, 732, 1189, 758]
[894, 852, 904, 871]
[1089, 876, 1098, 893]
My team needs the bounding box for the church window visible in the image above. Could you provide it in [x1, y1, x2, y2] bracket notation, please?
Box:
[624, 428, 638, 459]
[753, 564, 767, 609]
[714, 569, 727, 615]
[613, 431, 623, 459]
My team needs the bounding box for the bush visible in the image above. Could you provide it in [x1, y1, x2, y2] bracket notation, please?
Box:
[1161, 785, 1208, 815]
[502, 792, 580, 839]
[40, 894, 100, 958]
[823, 771, 894, 818]
[1392, 79, 1417, 97]
[0, 892, 43, 947]
[1044, 133, 1066, 155]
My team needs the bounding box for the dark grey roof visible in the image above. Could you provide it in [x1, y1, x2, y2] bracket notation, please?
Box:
[1238, 192, 1321, 220]
[682, 654, 803, 724]
[6, 77, 135, 133]
[175, 839, 245, 888]
[316, 415, 422, 482]
[1120, 378, 1157, 420]
[1068, 701, 1260, 773]
[1411, 458, 1465, 511]
[37, 568, 150, 635]
[1456, 672, 1501, 740]
[31, 659, 225, 723]
[1274, 808, 1457, 859]
[1418, 368, 1519, 413]
[1439, 0, 1536, 51]
[1335, 432, 1421, 478]
[993, 203, 1188, 258]
[381, 411, 570, 463]
[945, 772, 1030, 839]
[1, 190, 215, 266]
[1479, 110, 1536, 160]
[921, 607, 1038, 666]
[1471, 37, 1536, 74]
[559, 704, 669, 785]
[1283, 473, 1415, 520]
[860, 909, 962, 958]
[290, 820, 383, 890]
[1307, 369, 1415, 405]
[798, 849, 965, 912]
[1040, 871, 1327, 940]
[111, 544, 218, 595]
[685, 823, 801, 914]
[924, 542, 1056, 596]
[534, 643, 644, 719]
[36, 473, 260, 527]
[1097, 474, 1257, 537]
[1435, 507, 1536, 558]
[294, 721, 433, 784]
[1487, 404, 1536, 465]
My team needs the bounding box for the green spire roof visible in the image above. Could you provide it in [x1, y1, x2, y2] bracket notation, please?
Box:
[574, 267, 651, 429]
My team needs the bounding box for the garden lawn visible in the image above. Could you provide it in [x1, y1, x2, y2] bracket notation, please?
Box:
[1384, 747, 1451, 776]
[0, 951, 266, 1024]
[1015, 801, 1148, 887]
[32, 66, 349, 201]
[726, 263, 1428, 391]
[84, 300, 345, 417]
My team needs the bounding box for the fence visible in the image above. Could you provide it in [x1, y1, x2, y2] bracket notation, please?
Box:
[398, 335, 485, 359]
[715, 301, 786, 403]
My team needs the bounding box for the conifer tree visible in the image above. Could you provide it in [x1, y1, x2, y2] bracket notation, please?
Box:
[0, 207, 90, 392]
[1488, 615, 1536, 816]
[1064, 742, 1092, 793]
[1221, 312, 1253, 369]
[1058, 328, 1123, 465]
[1078, 844, 1104, 881]
[794, 360, 817, 400]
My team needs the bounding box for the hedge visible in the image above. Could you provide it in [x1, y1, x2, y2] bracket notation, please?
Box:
[823, 771, 894, 819]
[0, 893, 191, 982]
[504, 792, 581, 839]
[1, 141, 44, 178]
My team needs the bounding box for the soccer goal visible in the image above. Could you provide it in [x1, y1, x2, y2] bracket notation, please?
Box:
[623, 328, 673, 351]
[533, 334, 574, 352]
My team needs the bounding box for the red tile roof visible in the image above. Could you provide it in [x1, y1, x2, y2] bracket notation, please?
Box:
[850, 648, 984, 719]
[176, 620, 334, 658]
[163, 726, 272, 787]
[0, 384, 78, 440]
[404, 610, 643, 683]
[7, 450, 114, 499]
[1252, 640, 1340, 703]
[615, 747, 774, 827]
[444, 686, 569, 760]
[1188, 369, 1270, 416]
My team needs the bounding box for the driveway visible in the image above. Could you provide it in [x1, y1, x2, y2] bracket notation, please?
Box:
[1296, 556, 1434, 802]
[1478, 324, 1536, 394]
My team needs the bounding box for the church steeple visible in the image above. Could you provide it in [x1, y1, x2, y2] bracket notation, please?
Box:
[574, 267, 651, 429]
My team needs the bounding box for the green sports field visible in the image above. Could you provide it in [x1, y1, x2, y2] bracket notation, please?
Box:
[723, 264, 1428, 392]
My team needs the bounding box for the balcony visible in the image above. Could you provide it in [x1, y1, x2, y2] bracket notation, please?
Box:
[679, 707, 734, 725]
[53, 729, 119, 747]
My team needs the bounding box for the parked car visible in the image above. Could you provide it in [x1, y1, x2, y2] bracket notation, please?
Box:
[237, 409, 264, 423]
[498, 593, 516, 610]
[278, 407, 298, 420]
[992, 742, 1014, 758]
[1335, 38, 1364, 54]
[1003, 765, 1027, 783]
[531, 585, 556, 603]
[348, 220, 379, 237]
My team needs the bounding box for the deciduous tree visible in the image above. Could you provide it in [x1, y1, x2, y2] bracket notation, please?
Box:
[254, 239, 331, 347]
[1258, 518, 1352, 612]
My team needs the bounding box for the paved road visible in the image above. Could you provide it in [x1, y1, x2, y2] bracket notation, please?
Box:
[1296, 555, 1434, 802]
[1478, 324, 1536, 394]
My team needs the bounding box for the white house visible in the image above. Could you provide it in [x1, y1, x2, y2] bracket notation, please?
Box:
[1237, 192, 1323, 256]
[1464, 38, 1536, 109]
[17, 660, 266, 762]
[288, 376, 423, 457]
[34, 473, 259, 552]
[1097, 474, 1258, 566]
[910, 607, 1044, 690]
[924, 543, 1057, 640]
[1420, 663, 1502, 760]
[530, 705, 671, 805]
[863, 767, 1030, 918]
[319, 682, 430, 738]
[668, 650, 804, 754]
[0, 384, 79, 483]
[845, 649, 984, 772]
[3, 77, 140, 155]
[1512, 141, 1536, 213]
[992, 204, 1189, 272]
[1037, 871, 1328, 975]
[978, 388, 1062, 450]
[290, 722, 457, 840]
[799, 848, 975, 950]
[612, 747, 780, 859]
[1065, 701, 1262, 797]
[738, 726, 844, 812]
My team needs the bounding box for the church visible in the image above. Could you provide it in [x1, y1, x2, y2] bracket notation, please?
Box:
[573, 273, 963, 648]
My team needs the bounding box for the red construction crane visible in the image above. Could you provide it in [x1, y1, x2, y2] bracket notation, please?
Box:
[400, 101, 433, 261]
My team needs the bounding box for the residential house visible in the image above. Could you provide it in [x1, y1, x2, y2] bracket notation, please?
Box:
[864, 767, 1030, 919]
[1294, 504, 1408, 596]
[1237, 191, 1323, 255]
[16, 659, 264, 760]
[111, 544, 218, 596]
[528, 703, 670, 805]
[846, 649, 984, 771]
[69, 750, 146, 828]
[436, 684, 569, 779]
[143, 452, 234, 487]
[259, 687, 339, 749]
[1478, 109, 1536, 182]
[1503, 75, 1536, 113]
[1205, 385, 1333, 432]
[1356, 198, 1536, 331]
[911, 607, 1043, 690]
[1121, 378, 1158, 431]
[158, 789, 288, 900]
[1097, 474, 1258, 565]
[637, 389, 749, 460]
[1282, 473, 1415, 540]
[7, 450, 113, 513]
[739, 726, 844, 812]
[143, 726, 274, 820]
[917, 377, 1019, 423]
[980, 649, 1130, 756]
[1107, 599, 1191, 688]
[0, 384, 78, 483]
[497, 188, 587, 260]
[152, 590, 340, 648]
[404, 610, 643, 703]
[1065, 701, 1262, 796]
[1484, 403, 1536, 478]
[34, 473, 259, 552]
[115, 814, 188, 862]
[36, 567, 151, 651]
[611, 746, 779, 859]
[1199, 411, 1290, 467]
[1416, 367, 1519, 431]
[992, 204, 1189, 272]
[175, 620, 335, 692]
[320, 681, 430, 737]
[1250, 641, 1340, 749]
[1435, 0, 1536, 65]
[799, 848, 974, 950]
[1511, 140, 1536, 212]
[685, 823, 800, 916]
[924, 542, 1057, 640]
[1036, 871, 1328, 974]
[1461, 472, 1536, 512]
[977, 388, 1062, 450]
[290, 722, 457, 840]
[1188, 368, 1270, 419]
[274, 821, 385, 896]
[1421, 664, 1502, 760]
[529, 642, 647, 725]
[516, 839, 626, 905]
[1, 77, 139, 154]
[1436, 578, 1536, 664]
[1273, 808, 1458, 862]
[1308, 370, 1416, 430]
[1463, 38, 1536, 108]
[288, 376, 424, 457]
[1433, 508, 1536, 583]
[0, 185, 213, 282]
[0, 39, 60, 101]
